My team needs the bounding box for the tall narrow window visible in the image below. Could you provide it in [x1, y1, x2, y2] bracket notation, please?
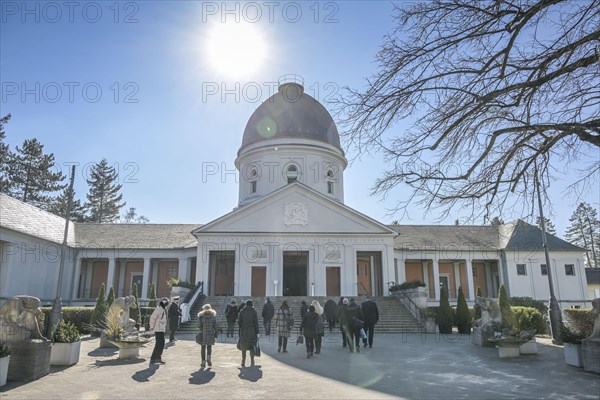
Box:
[326, 170, 334, 194]
[249, 168, 258, 194]
[540, 264, 548, 275]
[286, 165, 298, 184]
[565, 264, 575, 276]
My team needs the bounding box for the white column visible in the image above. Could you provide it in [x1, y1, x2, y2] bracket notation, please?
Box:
[85, 262, 93, 298]
[422, 261, 430, 297]
[72, 256, 82, 299]
[118, 262, 126, 296]
[466, 260, 475, 301]
[399, 257, 406, 283]
[432, 258, 441, 301]
[178, 257, 190, 282]
[453, 261, 461, 298]
[141, 257, 151, 299]
[106, 257, 116, 293]
[485, 262, 493, 297]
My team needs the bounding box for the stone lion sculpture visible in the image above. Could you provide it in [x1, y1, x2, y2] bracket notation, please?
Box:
[0, 295, 46, 343]
[474, 296, 502, 327]
[108, 296, 138, 333]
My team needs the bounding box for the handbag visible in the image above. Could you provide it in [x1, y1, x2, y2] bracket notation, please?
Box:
[195, 331, 202, 344]
[296, 335, 304, 345]
[236, 339, 241, 350]
[254, 339, 261, 357]
[359, 328, 367, 340]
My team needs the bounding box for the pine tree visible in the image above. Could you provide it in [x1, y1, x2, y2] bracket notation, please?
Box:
[565, 203, 600, 268]
[8, 138, 66, 209]
[120, 207, 149, 224]
[455, 286, 471, 334]
[148, 283, 157, 308]
[0, 114, 12, 193]
[536, 216, 557, 236]
[106, 286, 115, 307]
[130, 283, 140, 326]
[47, 187, 88, 222]
[85, 159, 125, 223]
[436, 286, 453, 334]
[90, 283, 108, 333]
[498, 284, 516, 331]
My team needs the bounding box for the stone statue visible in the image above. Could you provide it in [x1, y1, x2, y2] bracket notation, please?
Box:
[590, 298, 600, 339]
[108, 296, 138, 333]
[474, 297, 502, 327]
[0, 295, 46, 343]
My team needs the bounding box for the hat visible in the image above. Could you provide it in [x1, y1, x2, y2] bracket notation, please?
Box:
[173, 296, 180, 300]
[343, 298, 349, 305]
[246, 300, 253, 307]
[230, 300, 236, 304]
[203, 304, 212, 310]
[160, 297, 169, 302]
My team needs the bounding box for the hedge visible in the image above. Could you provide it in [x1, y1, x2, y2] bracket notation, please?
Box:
[563, 308, 593, 336]
[40, 306, 94, 334]
[513, 306, 547, 335]
[510, 297, 548, 316]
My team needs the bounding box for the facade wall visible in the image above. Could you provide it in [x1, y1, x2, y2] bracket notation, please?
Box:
[588, 283, 600, 300]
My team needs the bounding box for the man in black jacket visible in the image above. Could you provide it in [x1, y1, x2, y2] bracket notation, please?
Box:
[167, 297, 182, 343]
[225, 300, 238, 338]
[345, 298, 364, 352]
[261, 297, 275, 336]
[361, 298, 379, 348]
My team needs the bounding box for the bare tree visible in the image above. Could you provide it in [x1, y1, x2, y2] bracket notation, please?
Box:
[336, 0, 599, 222]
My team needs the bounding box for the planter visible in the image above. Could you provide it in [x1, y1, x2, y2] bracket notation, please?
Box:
[497, 345, 520, 358]
[0, 356, 9, 387]
[50, 341, 81, 366]
[519, 338, 538, 355]
[108, 339, 150, 360]
[424, 318, 436, 333]
[564, 343, 583, 367]
[170, 287, 190, 299]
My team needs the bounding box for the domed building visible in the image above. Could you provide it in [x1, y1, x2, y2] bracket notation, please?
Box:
[193, 78, 397, 297]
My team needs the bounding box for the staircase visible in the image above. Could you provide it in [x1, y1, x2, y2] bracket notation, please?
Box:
[179, 296, 424, 333]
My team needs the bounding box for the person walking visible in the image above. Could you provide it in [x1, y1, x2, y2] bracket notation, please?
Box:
[361, 297, 379, 348]
[345, 298, 364, 353]
[148, 297, 169, 364]
[261, 297, 275, 336]
[168, 296, 182, 343]
[197, 303, 218, 368]
[311, 300, 325, 354]
[299, 300, 308, 335]
[337, 297, 348, 348]
[324, 299, 338, 332]
[238, 300, 259, 367]
[301, 305, 319, 358]
[225, 300, 238, 338]
[274, 300, 294, 353]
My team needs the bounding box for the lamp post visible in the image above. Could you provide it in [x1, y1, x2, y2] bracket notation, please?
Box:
[534, 165, 562, 342]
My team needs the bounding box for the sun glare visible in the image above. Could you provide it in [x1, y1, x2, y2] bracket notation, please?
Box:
[204, 22, 268, 78]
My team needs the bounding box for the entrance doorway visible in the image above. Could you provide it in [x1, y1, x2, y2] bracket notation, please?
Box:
[283, 251, 308, 296]
[251, 267, 266, 297]
[209, 251, 235, 295]
[326, 267, 341, 296]
[356, 252, 383, 296]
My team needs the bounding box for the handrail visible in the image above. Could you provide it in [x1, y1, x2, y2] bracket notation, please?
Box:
[394, 289, 426, 326]
[181, 281, 204, 323]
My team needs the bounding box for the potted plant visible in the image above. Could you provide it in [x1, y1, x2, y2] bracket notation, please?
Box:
[50, 320, 82, 366]
[436, 286, 453, 334]
[513, 306, 546, 354]
[167, 278, 194, 298]
[560, 324, 585, 367]
[0, 342, 10, 387]
[455, 287, 472, 334]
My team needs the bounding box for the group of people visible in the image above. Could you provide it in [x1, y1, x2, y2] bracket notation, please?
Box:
[147, 295, 379, 367]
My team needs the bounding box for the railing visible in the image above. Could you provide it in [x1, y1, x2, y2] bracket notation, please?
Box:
[394, 289, 426, 326]
[181, 281, 204, 323]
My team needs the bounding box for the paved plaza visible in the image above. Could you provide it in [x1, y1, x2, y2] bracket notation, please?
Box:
[1, 332, 598, 399]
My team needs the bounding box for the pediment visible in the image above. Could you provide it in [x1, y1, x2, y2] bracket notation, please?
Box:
[194, 183, 395, 235]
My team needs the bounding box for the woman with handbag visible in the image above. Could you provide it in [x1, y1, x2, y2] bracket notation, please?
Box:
[311, 300, 325, 354]
[197, 304, 218, 368]
[274, 300, 294, 353]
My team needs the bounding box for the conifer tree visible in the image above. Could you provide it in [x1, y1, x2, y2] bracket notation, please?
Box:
[0, 114, 12, 193]
[490, 216, 504, 226]
[436, 286, 453, 334]
[130, 283, 140, 326]
[498, 284, 516, 331]
[536, 216, 557, 236]
[47, 187, 88, 222]
[106, 286, 115, 307]
[85, 159, 125, 223]
[455, 286, 471, 334]
[8, 138, 66, 209]
[565, 202, 600, 268]
[474, 287, 483, 320]
[90, 283, 108, 333]
[148, 283, 157, 308]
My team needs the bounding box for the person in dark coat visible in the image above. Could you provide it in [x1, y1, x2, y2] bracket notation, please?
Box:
[238, 300, 259, 367]
[225, 300, 238, 338]
[324, 299, 338, 332]
[301, 305, 319, 358]
[361, 298, 379, 348]
[299, 300, 308, 334]
[197, 303, 218, 368]
[336, 297, 348, 348]
[261, 297, 275, 336]
[168, 297, 182, 343]
[345, 298, 364, 352]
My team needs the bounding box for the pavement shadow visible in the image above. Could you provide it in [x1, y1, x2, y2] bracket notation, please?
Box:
[131, 364, 159, 382]
[87, 347, 118, 357]
[189, 368, 216, 385]
[94, 358, 146, 368]
[238, 366, 262, 382]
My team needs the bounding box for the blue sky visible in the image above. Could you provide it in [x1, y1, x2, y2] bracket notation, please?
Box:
[1, 1, 598, 237]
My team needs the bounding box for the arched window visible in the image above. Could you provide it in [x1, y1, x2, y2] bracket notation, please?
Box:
[326, 170, 334, 194]
[249, 168, 258, 194]
[286, 165, 298, 184]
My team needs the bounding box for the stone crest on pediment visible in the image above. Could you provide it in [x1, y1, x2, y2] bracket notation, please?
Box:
[284, 202, 308, 226]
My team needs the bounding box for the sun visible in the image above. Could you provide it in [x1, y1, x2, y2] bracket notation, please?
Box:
[204, 22, 268, 78]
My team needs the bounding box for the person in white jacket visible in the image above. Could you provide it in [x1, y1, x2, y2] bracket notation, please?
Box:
[149, 297, 169, 364]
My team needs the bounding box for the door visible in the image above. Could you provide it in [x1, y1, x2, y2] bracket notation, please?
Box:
[439, 275, 450, 296]
[251, 267, 266, 297]
[283, 251, 308, 296]
[357, 258, 371, 296]
[210, 251, 235, 295]
[326, 267, 341, 296]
